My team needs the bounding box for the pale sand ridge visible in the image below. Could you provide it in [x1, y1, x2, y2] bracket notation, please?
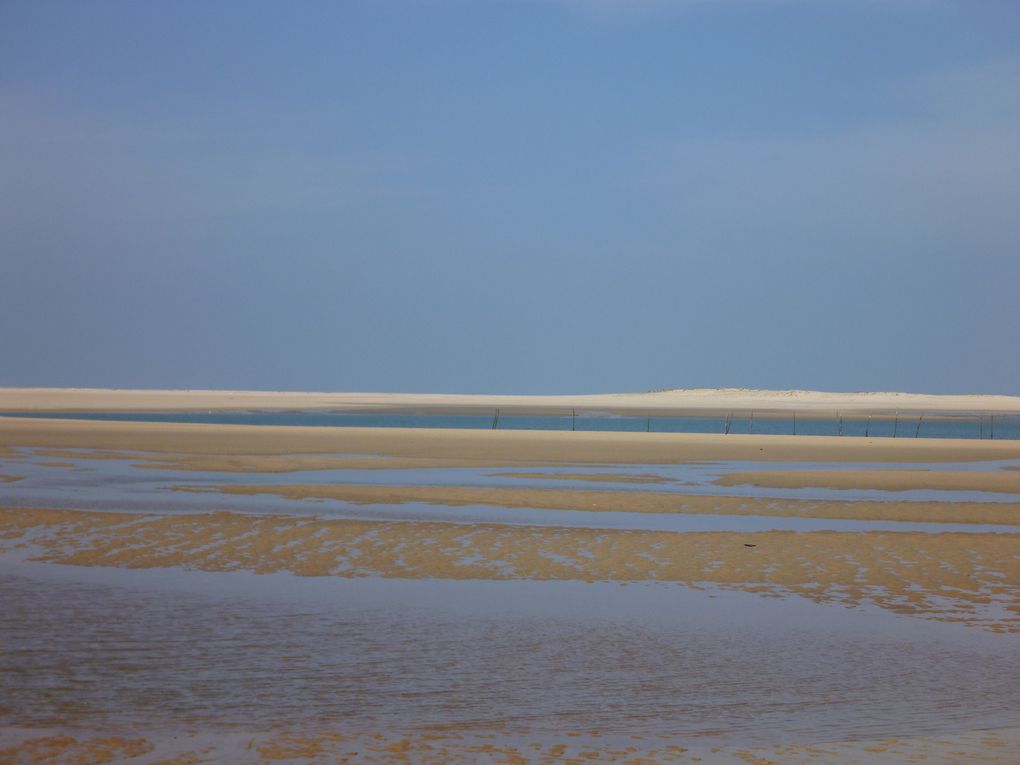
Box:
[2, 386, 1020, 414]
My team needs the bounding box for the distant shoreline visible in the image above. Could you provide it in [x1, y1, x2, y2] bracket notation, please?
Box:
[1, 386, 1020, 415]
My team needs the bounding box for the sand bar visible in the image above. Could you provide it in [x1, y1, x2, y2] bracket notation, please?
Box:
[3, 386, 1020, 415]
[187, 483, 1020, 525]
[716, 469, 1020, 494]
[4, 417, 1020, 467]
[3, 506, 1018, 631]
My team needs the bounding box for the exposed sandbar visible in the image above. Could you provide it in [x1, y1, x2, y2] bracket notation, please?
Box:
[4, 417, 1020, 467]
[486, 471, 675, 484]
[717, 469, 1020, 494]
[185, 483, 1020, 525]
[3, 507, 1017, 631]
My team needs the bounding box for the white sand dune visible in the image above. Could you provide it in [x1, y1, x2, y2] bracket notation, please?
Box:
[1, 386, 1019, 414]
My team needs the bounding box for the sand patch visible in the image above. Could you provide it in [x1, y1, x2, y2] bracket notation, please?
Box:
[184, 483, 1020, 526]
[716, 469, 1020, 495]
[4, 417, 1020, 468]
[487, 471, 675, 484]
[2, 507, 1017, 632]
[0, 733, 152, 764]
[1, 724, 1017, 765]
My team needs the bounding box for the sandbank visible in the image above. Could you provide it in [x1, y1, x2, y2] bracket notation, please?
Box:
[3, 506, 1017, 631]
[4, 417, 1020, 468]
[186, 482, 1020, 525]
[716, 469, 1020, 494]
[2, 385, 1020, 415]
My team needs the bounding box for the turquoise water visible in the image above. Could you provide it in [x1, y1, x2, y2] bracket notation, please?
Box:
[3, 410, 1019, 439]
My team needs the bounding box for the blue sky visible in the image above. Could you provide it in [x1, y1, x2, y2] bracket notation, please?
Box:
[2, 0, 1018, 394]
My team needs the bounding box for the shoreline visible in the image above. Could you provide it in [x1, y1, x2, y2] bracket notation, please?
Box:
[2, 386, 1020, 415]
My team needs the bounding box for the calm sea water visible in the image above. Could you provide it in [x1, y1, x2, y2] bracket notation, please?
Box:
[4, 410, 1019, 439]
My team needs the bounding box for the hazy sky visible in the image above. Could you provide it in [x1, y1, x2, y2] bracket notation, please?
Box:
[2, 1, 1018, 394]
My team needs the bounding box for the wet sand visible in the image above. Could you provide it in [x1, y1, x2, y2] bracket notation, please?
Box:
[717, 468, 1020, 494]
[2, 557, 1019, 763]
[4, 416, 1020, 468]
[489, 470, 676, 484]
[2, 412, 1019, 763]
[182, 482, 1020, 525]
[3, 723, 1019, 765]
[3, 506, 1018, 631]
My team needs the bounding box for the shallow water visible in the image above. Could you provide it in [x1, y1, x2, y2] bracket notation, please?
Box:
[2, 449, 1019, 532]
[3, 441, 1020, 752]
[2, 559, 1017, 745]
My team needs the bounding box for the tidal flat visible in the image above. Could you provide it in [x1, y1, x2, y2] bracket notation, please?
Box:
[1, 414, 1019, 764]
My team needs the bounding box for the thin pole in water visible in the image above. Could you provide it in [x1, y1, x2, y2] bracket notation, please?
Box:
[893, 413, 899, 438]
[646, 413, 651, 433]
[572, 409, 576, 432]
[914, 414, 924, 438]
[865, 415, 871, 438]
[792, 412, 797, 436]
[990, 415, 995, 440]
[749, 410, 754, 434]
[492, 409, 499, 430]
[838, 411, 843, 437]
[724, 411, 732, 435]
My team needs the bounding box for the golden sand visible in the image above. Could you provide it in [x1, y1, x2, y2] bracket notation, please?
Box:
[487, 471, 675, 484]
[183, 482, 1020, 526]
[0, 734, 154, 765]
[716, 469, 1020, 494]
[4, 417, 1020, 469]
[3, 507, 1018, 632]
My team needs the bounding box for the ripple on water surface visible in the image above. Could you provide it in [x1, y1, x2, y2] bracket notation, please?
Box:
[1, 564, 1018, 745]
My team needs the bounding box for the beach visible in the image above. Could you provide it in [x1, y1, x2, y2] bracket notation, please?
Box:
[4, 386, 1020, 415]
[1, 389, 1019, 764]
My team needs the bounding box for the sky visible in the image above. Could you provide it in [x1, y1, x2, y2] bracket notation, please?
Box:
[1, 0, 1018, 395]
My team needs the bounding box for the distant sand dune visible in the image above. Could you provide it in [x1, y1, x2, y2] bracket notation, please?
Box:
[1, 386, 1019, 414]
